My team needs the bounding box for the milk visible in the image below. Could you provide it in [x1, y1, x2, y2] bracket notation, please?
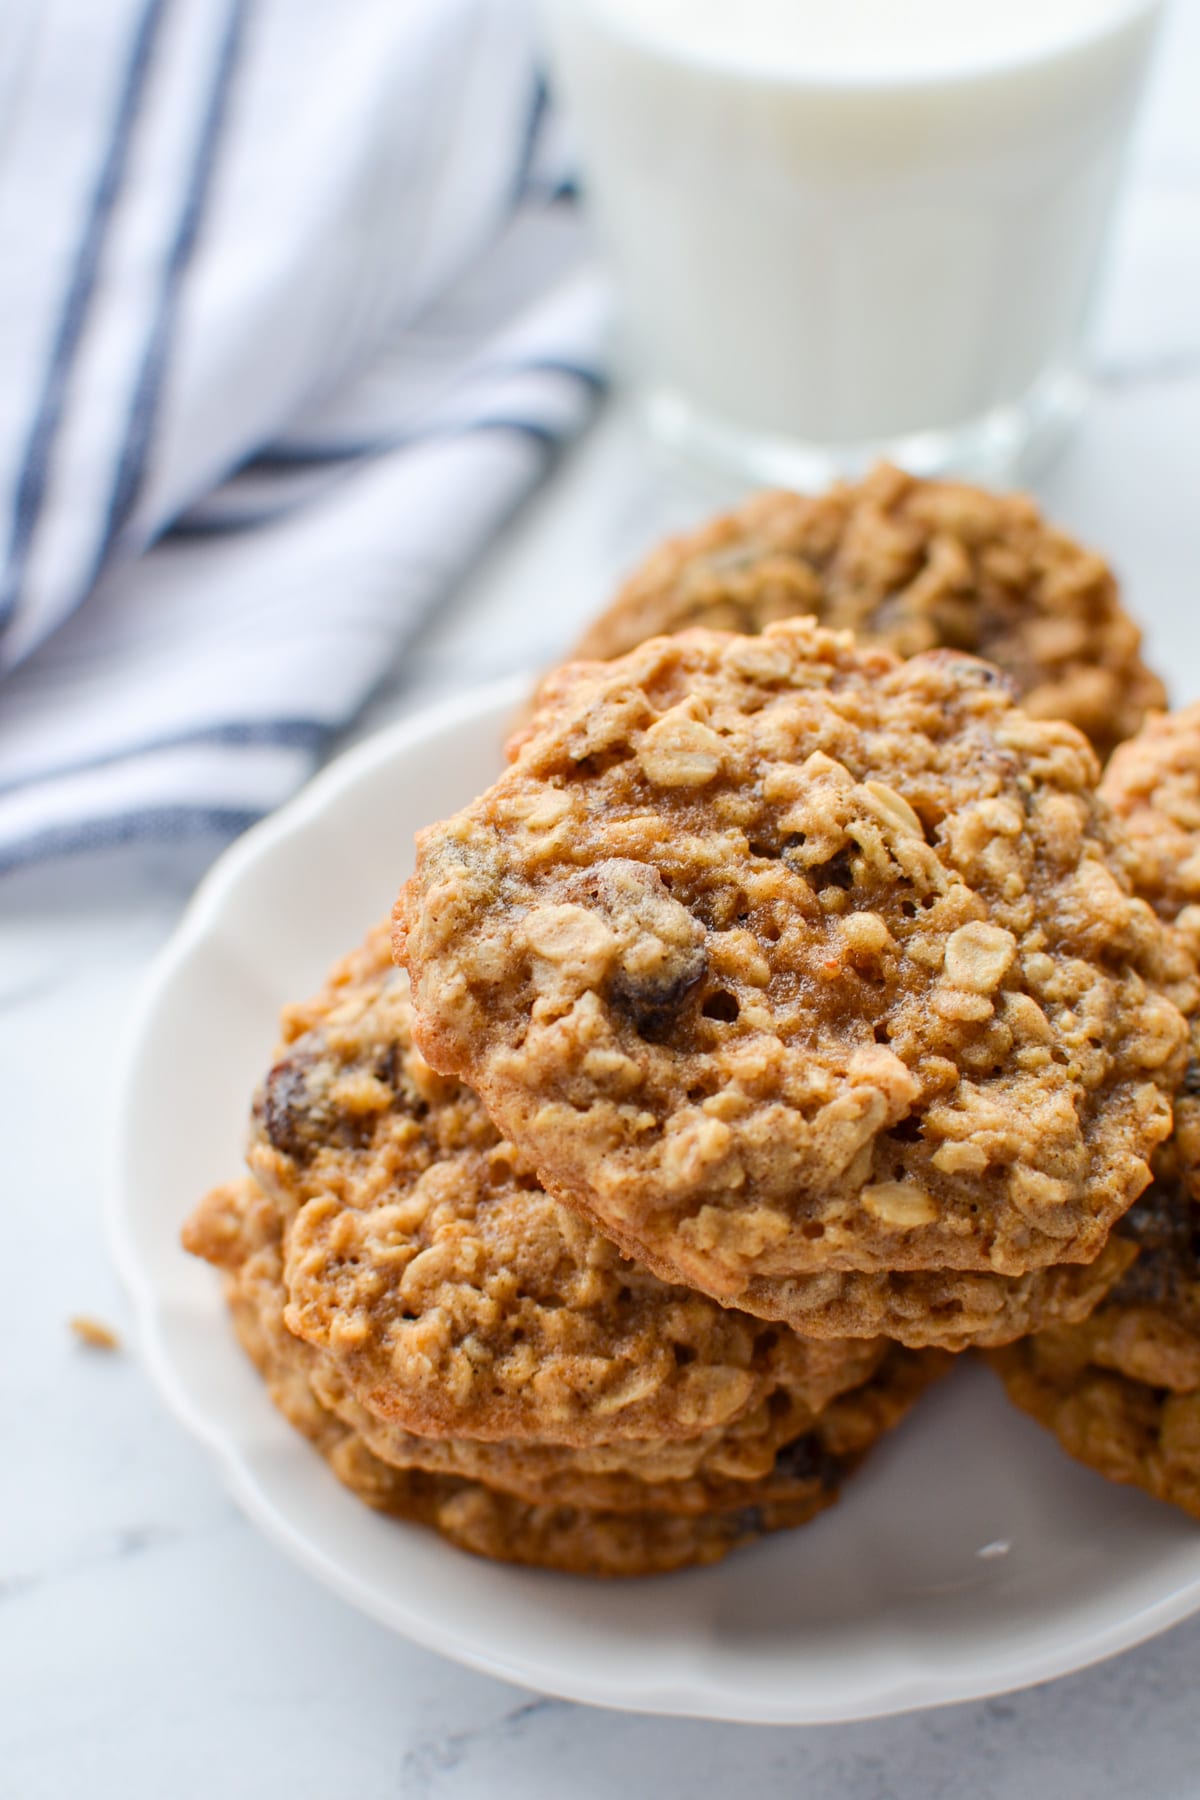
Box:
[540, 0, 1163, 477]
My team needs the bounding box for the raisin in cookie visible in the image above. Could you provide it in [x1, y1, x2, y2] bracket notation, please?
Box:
[222, 927, 887, 1463]
[566, 464, 1163, 760]
[398, 622, 1188, 1333]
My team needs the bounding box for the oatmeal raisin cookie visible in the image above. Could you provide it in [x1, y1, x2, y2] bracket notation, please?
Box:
[565, 464, 1163, 760]
[992, 707, 1200, 1517]
[399, 622, 1187, 1331]
[234, 927, 886, 1445]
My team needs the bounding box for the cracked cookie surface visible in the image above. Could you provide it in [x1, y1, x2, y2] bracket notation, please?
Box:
[399, 621, 1187, 1328]
[566, 464, 1163, 761]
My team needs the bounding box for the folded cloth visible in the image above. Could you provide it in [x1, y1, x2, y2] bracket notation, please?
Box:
[0, 0, 606, 873]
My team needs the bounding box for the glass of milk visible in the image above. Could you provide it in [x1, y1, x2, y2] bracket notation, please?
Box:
[539, 0, 1164, 483]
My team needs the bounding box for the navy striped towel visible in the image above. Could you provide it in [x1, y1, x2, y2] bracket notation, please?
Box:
[0, 0, 606, 874]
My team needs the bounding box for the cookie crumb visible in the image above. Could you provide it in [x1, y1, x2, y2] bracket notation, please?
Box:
[70, 1314, 121, 1351]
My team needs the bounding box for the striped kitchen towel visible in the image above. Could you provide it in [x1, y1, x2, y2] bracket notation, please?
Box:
[0, 0, 607, 873]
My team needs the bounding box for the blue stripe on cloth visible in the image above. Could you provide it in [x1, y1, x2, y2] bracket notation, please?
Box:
[242, 405, 588, 473]
[0, 717, 327, 801]
[0, 804, 262, 875]
[171, 412, 573, 534]
[89, 0, 251, 582]
[167, 508, 324, 537]
[512, 72, 549, 205]
[451, 414, 558, 449]
[0, 0, 172, 640]
[517, 356, 606, 392]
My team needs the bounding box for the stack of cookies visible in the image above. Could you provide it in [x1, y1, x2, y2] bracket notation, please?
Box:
[185, 468, 1200, 1574]
[994, 704, 1200, 1517]
[186, 929, 945, 1574]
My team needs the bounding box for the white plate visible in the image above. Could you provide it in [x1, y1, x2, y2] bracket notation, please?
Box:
[109, 673, 1200, 1724]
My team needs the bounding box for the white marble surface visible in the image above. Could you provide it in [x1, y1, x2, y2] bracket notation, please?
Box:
[7, 6, 1200, 1794]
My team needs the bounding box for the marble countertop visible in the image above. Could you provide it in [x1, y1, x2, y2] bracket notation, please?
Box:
[7, 7, 1200, 1795]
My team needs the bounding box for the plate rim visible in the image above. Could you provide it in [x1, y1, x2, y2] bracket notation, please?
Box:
[106, 673, 1200, 1724]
